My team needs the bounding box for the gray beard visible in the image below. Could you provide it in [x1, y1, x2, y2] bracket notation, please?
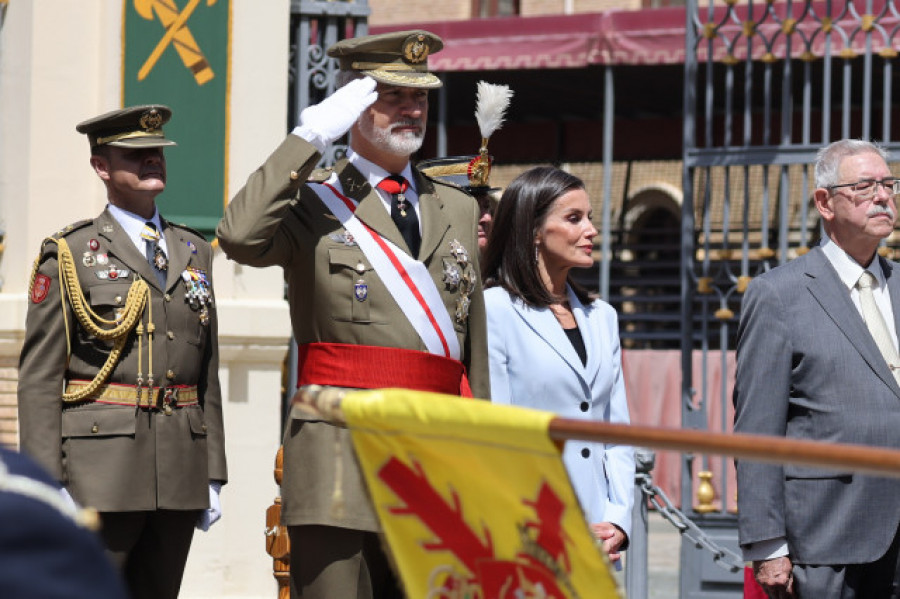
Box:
[359, 119, 425, 156]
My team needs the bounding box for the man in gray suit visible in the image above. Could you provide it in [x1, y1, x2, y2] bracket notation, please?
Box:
[735, 139, 900, 598]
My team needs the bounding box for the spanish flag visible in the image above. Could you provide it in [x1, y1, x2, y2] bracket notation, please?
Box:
[341, 388, 622, 599]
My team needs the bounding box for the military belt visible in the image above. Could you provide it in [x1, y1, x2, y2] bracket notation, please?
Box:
[64, 380, 199, 413]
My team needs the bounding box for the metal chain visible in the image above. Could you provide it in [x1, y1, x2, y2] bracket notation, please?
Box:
[637, 471, 745, 573]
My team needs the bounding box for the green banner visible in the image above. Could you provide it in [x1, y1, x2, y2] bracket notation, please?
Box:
[123, 0, 231, 239]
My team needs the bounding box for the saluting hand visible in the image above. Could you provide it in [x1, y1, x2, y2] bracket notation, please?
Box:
[753, 556, 795, 598]
[294, 76, 378, 152]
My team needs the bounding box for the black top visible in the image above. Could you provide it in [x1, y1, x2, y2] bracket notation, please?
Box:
[564, 325, 587, 366]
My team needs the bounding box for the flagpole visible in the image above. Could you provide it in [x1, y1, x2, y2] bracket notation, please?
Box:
[291, 385, 900, 479]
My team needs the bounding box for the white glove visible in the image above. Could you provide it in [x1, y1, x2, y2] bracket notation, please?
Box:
[196, 481, 223, 532]
[292, 76, 378, 152]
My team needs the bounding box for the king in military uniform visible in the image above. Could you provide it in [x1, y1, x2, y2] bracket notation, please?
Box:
[217, 30, 490, 599]
[17, 105, 227, 599]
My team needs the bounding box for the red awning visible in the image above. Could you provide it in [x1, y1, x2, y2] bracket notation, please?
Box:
[370, 2, 900, 71]
[371, 8, 688, 70]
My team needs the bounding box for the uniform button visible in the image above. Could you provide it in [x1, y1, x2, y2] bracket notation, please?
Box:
[164, 293, 172, 302]
[91, 424, 99, 434]
[114, 296, 122, 304]
[201, 424, 208, 433]
[289, 170, 300, 181]
[166, 370, 176, 380]
[356, 262, 366, 274]
[580, 401, 589, 412]
[167, 331, 175, 340]
[581, 447, 591, 458]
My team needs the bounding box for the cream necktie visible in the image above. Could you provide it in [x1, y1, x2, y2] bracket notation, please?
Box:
[857, 270, 900, 384]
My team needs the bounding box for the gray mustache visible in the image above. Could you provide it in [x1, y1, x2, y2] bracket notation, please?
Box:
[867, 205, 896, 219]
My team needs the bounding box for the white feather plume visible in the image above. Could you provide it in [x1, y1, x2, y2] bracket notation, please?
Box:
[475, 81, 513, 141]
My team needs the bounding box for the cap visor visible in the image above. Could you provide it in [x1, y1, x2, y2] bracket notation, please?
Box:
[107, 137, 177, 148]
[365, 70, 442, 89]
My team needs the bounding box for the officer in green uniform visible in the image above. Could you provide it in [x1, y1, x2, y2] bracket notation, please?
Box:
[218, 30, 489, 599]
[418, 155, 500, 256]
[17, 105, 227, 599]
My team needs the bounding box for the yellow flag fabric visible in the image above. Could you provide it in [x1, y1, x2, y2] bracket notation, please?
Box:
[341, 388, 623, 599]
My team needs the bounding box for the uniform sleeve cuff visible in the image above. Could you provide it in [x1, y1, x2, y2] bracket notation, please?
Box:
[291, 125, 327, 154]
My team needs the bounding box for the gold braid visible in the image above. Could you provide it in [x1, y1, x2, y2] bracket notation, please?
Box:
[29, 237, 151, 403]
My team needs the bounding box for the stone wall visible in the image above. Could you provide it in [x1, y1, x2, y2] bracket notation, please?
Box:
[0, 356, 17, 449]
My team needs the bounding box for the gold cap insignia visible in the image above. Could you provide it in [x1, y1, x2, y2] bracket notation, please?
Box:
[403, 33, 430, 64]
[139, 109, 163, 132]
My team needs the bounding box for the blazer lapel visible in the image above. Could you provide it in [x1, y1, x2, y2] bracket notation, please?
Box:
[806, 248, 900, 397]
[96, 209, 159, 286]
[570, 291, 601, 386]
[337, 162, 412, 256]
[512, 296, 588, 385]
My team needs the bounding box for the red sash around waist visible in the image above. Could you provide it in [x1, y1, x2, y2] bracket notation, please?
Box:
[297, 342, 472, 397]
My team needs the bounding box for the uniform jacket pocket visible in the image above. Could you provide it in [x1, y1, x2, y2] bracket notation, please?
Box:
[62, 406, 137, 438]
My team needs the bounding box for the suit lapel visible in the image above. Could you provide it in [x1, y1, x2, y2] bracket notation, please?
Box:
[806, 248, 900, 397]
[96, 209, 159, 286]
[512, 296, 589, 386]
[885, 257, 900, 340]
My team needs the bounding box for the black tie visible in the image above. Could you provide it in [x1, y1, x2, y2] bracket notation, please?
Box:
[141, 221, 168, 287]
[378, 175, 420, 258]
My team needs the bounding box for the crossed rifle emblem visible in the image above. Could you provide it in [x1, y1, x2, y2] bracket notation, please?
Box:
[134, 0, 218, 86]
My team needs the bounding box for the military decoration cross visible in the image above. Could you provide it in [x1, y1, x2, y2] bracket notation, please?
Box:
[134, 0, 218, 86]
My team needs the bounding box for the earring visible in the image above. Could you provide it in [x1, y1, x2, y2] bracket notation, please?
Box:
[534, 245, 539, 262]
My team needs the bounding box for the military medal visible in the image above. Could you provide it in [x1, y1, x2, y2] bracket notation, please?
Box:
[181, 267, 213, 325]
[96, 253, 109, 265]
[449, 239, 469, 266]
[448, 240, 474, 324]
[456, 295, 471, 324]
[354, 279, 368, 302]
[397, 192, 409, 217]
[96, 266, 130, 280]
[88, 239, 100, 251]
[442, 258, 461, 290]
[328, 231, 357, 247]
[152, 246, 168, 271]
[82, 252, 96, 267]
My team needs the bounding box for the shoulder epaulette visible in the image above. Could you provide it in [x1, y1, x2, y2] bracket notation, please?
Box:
[52, 219, 93, 238]
[307, 167, 334, 183]
[167, 221, 207, 239]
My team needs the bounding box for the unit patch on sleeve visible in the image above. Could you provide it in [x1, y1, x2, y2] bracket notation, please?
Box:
[30, 274, 51, 304]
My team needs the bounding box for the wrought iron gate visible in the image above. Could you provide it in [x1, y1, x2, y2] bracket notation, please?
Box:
[681, 1, 900, 597]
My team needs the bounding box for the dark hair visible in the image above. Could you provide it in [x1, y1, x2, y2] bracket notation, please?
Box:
[481, 165, 592, 307]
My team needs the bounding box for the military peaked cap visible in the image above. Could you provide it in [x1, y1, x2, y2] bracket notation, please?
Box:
[76, 104, 177, 148]
[327, 30, 443, 89]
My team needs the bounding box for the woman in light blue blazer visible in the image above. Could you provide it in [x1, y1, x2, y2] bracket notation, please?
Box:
[482, 166, 635, 564]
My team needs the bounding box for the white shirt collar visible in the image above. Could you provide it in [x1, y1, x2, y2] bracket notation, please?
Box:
[821, 237, 886, 290]
[347, 150, 417, 195]
[107, 204, 166, 253]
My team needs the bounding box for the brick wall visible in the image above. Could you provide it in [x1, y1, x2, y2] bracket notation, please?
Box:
[368, 1, 471, 25]
[369, 0, 645, 25]
[0, 356, 17, 449]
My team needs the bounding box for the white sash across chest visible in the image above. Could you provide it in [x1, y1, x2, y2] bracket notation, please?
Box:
[311, 182, 460, 360]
